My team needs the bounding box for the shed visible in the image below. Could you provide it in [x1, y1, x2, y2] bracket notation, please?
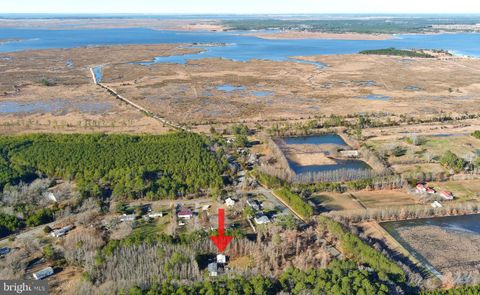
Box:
[148, 212, 163, 218]
[0, 247, 11, 256]
[225, 198, 236, 207]
[33, 267, 54, 280]
[208, 262, 218, 277]
[254, 215, 270, 225]
[247, 199, 260, 211]
[46, 192, 57, 202]
[120, 214, 136, 222]
[50, 225, 73, 238]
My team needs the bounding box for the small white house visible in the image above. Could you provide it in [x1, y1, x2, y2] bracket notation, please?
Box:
[254, 215, 270, 225]
[50, 225, 73, 238]
[431, 201, 443, 208]
[225, 198, 236, 207]
[33, 267, 54, 280]
[202, 205, 211, 211]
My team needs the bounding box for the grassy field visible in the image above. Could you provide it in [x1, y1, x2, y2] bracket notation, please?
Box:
[352, 190, 419, 209]
[310, 193, 364, 212]
[391, 163, 447, 175]
[367, 134, 480, 175]
[422, 135, 480, 159]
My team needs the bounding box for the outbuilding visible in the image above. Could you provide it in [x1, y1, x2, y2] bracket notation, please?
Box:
[208, 262, 218, 277]
[254, 215, 270, 225]
[33, 267, 54, 280]
[225, 198, 236, 207]
[50, 225, 73, 238]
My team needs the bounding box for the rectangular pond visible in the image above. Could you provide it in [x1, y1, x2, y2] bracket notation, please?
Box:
[381, 214, 480, 275]
[281, 134, 371, 174]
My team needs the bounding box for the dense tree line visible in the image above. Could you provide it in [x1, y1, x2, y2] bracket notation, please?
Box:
[317, 216, 406, 283]
[0, 133, 225, 199]
[273, 188, 313, 219]
[359, 48, 435, 58]
[0, 212, 22, 237]
[115, 260, 390, 295]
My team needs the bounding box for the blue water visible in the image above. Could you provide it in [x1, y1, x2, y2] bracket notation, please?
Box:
[92, 66, 103, 83]
[251, 90, 274, 97]
[357, 94, 391, 101]
[216, 84, 246, 92]
[1, 28, 480, 62]
[284, 134, 348, 146]
[288, 159, 371, 174]
[404, 85, 422, 91]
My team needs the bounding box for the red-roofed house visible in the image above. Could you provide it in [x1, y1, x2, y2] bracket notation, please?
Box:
[416, 183, 427, 193]
[440, 191, 454, 200]
[177, 209, 193, 219]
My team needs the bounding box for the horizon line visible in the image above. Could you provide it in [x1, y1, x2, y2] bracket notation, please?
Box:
[1, 12, 480, 16]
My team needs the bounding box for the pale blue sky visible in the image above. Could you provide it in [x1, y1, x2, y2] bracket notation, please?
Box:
[2, 0, 480, 14]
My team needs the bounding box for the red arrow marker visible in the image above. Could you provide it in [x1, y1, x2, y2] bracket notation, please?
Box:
[209, 208, 233, 253]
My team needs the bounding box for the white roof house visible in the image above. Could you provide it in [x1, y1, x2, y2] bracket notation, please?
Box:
[50, 225, 73, 238]
[217, 254, 227, 264]
[225, 198, 236, 207]
[148, 212, 163, 218]
[33, 267, 54, 280]
[120, 214, 136, 222]
[254, 215, 270, 225]
[431, 201, 443, 208]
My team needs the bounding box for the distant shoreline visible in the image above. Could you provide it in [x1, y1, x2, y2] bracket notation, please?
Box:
[244, 31, 393, 40]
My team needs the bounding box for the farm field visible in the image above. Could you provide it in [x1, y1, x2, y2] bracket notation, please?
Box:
[310, 193, 364, 212]
[351, 190, 419, 209]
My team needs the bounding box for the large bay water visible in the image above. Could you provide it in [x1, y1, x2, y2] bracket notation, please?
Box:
[1, 28, 480, 62]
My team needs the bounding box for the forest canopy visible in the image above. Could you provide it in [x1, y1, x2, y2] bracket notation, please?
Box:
[0, 133, 225, 199]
